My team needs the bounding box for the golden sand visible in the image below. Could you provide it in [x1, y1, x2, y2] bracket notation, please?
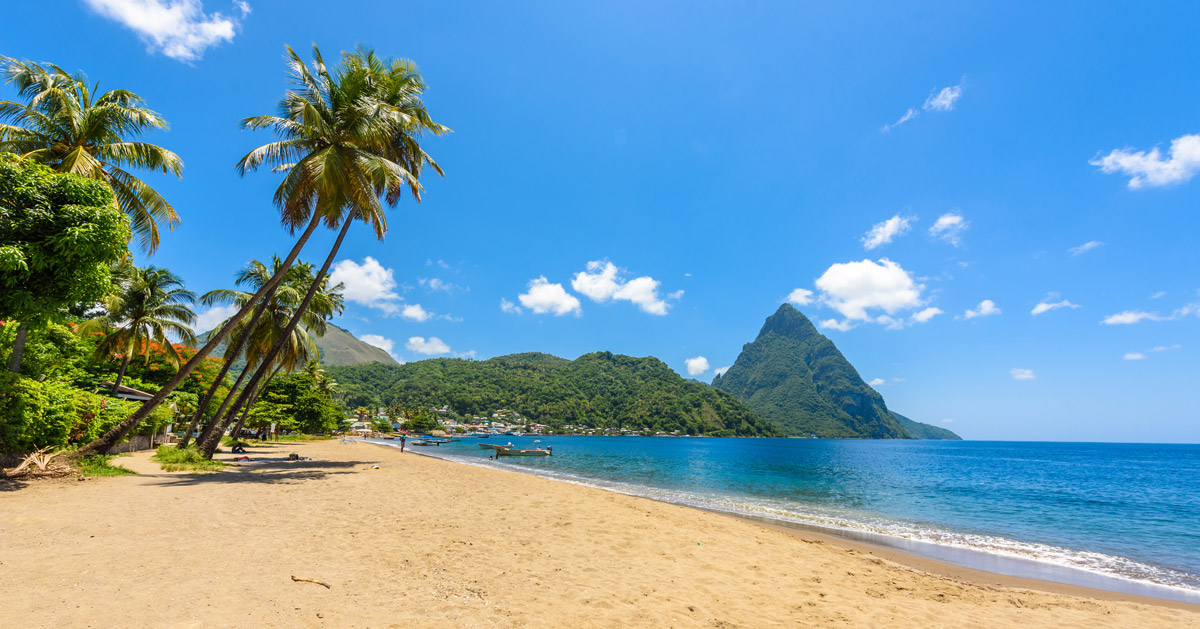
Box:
[1, 440, 1196, 628]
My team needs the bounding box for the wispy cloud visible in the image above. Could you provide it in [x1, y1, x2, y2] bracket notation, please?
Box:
[82, 0, 249, 62]
[1124, 344, 1181, 361]
[862, 214, 915, 250]
[881, 82, 964, 133]
[1010, 368, 1036, 381]
[923, 85, 963, 112]
[1069, 241, 1105, 256]
[1031, 294, 1080, 316]
[1090, 134, 1200, 189]
[929, 212, 968, 246]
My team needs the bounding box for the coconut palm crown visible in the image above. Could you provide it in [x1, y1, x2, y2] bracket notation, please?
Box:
[0, 57, 183, 253]
[80, 264, 198, 393]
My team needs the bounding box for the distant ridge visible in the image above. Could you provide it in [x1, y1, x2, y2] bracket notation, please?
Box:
[712, 304, 960, 439]
[198, 323, 398, 369]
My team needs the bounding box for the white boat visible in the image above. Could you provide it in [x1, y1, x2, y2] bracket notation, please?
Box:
[478, 442, 514, 450]
[495, 446, 552, 457]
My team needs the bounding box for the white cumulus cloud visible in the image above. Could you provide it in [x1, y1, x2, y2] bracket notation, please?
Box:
[963, 299, 1001, 319]
[1090, 134, 1200, 189]
[518, 277, 581, 316]
[499, 298, 522, 315]
[685, 356, 710, 376]
[713, 366, 730, 377]
[862, 214, 915, 250]
[406, 336, 450, 356]
[400, 304, 432, 322]
[787, 288, 814, 306]
[359, 333, 403, 363]
[929, 212, 968, 246]
[329, 257, 402, 315]
[192, 303, 240, 334]
[1069, 241, 1105, 256]
[813, 259, 925, 330]
[82, 0, 248, 62]
[1010, 368, 1036, 381]
[911, 307, 943, 323]
[571, 260, 677, 315]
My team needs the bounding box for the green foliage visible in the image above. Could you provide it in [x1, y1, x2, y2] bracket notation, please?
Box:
[712, 304, 914, 438]
[0, 153, 130, 325]
[253, 373, 343, 434]
[244, 392, 295, 431]
[151, 445, 227, 472]
[329, 352, 779, 437]
[0, 373, 77, 453]
[76, 454, 136, 477]
[892, 412, 961, 440]
[0, 320, 88, 380]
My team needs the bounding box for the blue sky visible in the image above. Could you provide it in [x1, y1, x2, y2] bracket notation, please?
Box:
[3, 1, 1199, 442]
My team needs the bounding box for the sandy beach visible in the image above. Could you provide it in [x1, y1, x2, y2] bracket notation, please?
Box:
[2, 440, 1197, 628]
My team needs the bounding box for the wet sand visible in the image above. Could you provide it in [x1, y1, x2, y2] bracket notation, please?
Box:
[1, 439, 1197, 627]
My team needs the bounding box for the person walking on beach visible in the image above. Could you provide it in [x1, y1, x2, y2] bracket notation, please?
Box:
[400, 434, 406, 453]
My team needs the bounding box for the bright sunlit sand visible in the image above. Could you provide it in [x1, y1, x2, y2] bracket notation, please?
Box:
[3, 440, 1197, 628]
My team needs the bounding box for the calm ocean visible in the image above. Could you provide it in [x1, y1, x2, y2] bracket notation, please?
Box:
[373, 437, 1200, 603]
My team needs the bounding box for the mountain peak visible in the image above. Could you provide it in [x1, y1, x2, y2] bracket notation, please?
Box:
[757, 303, 820, 341]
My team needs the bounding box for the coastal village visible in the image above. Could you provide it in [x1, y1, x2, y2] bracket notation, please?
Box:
[349, 406, 675, 437]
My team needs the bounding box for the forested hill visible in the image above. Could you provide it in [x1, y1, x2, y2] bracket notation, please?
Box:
[327, 352, 779, 437]
[200, 323, 397, 370]
[712, 304, 960, 439]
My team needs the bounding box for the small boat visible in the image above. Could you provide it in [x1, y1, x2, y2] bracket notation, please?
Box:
[410, 439, 434, 446]
[495, 446, 552, 457]
[478, 442, 514, 450]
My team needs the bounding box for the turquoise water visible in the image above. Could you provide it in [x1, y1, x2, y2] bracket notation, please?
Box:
[375, 437, 1200, 602]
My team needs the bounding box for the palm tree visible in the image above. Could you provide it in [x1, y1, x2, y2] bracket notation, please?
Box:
[189, 259, 343, 450]
[207, 45, 448, 458]
[80, 264, 197, 394]
[0, 58, 183, 254]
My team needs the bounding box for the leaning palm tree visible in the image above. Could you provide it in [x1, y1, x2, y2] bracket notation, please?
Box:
[205, 45, 448, 458]
[188, 259, 343, 450]
[0, 57, 183, 253]
[79, 264, 197, 394]
[178, 256, 336, 447]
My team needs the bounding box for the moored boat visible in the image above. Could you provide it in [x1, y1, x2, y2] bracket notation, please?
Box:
[478, 442, 514, 450]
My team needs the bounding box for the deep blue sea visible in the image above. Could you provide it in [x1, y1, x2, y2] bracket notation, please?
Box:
[372, 437, 1200, 603]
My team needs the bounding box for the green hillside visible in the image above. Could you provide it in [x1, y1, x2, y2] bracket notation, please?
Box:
[200, 323, 398, 369]
[327, 351, 778, 437]
[712, 304, 958, 439]
[892, 412, 962, 440]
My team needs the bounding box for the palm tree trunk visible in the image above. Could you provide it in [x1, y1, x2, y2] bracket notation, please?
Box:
[232, 364, 282, 438]
[199, 218, 354, 458]
[112, 352, 132, 394]
[184, 356, 254, 449]
[179, 323, 260, 449]
[73, 212, 324, 457]
[7, 322, 28, 373]
[197, 359, 271, 456]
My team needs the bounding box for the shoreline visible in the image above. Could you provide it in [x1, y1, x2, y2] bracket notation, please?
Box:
[4, 439, 1198, 627]
[386, 440, 1200, 611]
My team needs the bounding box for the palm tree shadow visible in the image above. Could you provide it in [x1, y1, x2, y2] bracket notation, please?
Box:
[149, 459, 373, 487]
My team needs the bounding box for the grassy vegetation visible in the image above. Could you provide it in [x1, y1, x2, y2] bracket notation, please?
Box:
[151, 446, 228, 473]
[75, 454, 137, 477]
[220, 434, 331, 446]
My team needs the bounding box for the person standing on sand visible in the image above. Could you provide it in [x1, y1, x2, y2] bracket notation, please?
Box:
[400, 434, 406, 453]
